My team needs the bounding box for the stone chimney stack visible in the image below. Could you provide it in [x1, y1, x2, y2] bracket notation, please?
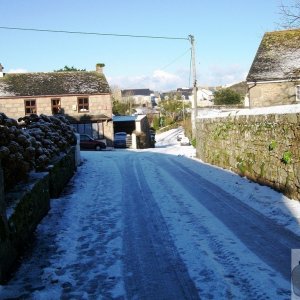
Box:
[0, 63, 4, 78]
[96, 63, 105, 74]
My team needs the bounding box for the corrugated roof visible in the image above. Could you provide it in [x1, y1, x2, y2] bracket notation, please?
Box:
[247, 29, 300, 82]
[0, 71, 110, 97]
[113, 115, 136, 122]
[113, 116, 136, 122]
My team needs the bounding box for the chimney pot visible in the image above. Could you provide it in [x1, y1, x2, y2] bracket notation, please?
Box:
[96, 63, 105, 74]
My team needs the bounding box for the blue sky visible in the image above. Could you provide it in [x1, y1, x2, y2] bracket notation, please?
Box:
[0, 0, 295, 91]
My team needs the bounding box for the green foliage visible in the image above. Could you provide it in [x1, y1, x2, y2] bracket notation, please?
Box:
[191, 138, 196, 147]
[96, 63, 105, 68]
[281, 151, 292, 164]
[54, 65, 86, 72]
[213, 88, 242, 105]
[152, 116, 160, 131]
[112, 99, 134, 115]
[160, 99, 186, 123]
[268, 140, 277, 151]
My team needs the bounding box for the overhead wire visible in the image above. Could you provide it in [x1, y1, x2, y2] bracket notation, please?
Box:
[0, 26, 188, 40]
[160, 48, 191, 70]
[0, 25, 193, 88]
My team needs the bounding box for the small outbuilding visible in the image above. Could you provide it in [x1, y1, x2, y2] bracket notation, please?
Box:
[113, 114, 152, 149]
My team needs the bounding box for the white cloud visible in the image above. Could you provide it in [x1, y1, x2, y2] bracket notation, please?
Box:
[107, 69, 189, 91]
[199, 64, 248, 87]
[108, 64, 248, 91]
[7, 68, 28, 73]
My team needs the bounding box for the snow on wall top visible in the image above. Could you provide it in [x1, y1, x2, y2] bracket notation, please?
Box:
[197, 103, 300, 119]
[0, 71, 111, 97]
[246, 29, 300, 82]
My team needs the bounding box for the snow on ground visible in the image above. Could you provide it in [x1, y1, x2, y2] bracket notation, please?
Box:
[0, 123, 299, 299]
[151, 127, 300, 237]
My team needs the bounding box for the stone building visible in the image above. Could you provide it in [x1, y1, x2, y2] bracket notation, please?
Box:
[121, 88, 157, 107]
[247, 28, 300, 107]
[0, 64, 114, 145]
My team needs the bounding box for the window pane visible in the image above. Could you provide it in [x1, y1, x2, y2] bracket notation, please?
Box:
[78, 97, 89, 112]
[25, 100, 36, 115]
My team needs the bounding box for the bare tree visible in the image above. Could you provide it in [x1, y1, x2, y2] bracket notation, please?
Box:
[279, 0, 300, 28]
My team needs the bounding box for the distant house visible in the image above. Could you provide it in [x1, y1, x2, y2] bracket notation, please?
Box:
[121, 88, 157, 107]
[189, 87, 214, 107]
[0, 64, 114, 145]
[246, 28, 300, 107]
[177, 88, 193, 100]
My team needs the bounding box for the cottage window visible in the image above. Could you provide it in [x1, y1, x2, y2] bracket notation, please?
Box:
[51, 98, 61, 114]
[78, 97, 89, 112]
[24, 99, 36, 115]
[296, 85, 300, 102]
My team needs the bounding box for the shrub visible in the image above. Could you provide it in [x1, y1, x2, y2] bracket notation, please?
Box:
[214, 88, 242, 105]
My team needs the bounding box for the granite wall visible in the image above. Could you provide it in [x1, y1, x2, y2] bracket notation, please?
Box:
[196, 113, 300, 200]
[0, 147, 76, 283]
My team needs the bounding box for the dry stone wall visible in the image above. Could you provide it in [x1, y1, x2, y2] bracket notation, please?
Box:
[0, 148, 76, 283]
[196, 113, 300, 200]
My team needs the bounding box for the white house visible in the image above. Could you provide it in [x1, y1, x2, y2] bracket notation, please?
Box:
[189, 88, 214, 107]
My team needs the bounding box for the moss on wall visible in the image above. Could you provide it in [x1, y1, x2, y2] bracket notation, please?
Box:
[48, 147, 76, 198]
[196, 113, 300, 200]
[0, 149, 76, 283]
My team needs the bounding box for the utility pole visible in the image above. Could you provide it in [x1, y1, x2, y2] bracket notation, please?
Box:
[189, 35, 197, 138]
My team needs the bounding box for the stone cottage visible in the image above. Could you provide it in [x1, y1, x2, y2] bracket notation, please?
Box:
[246, 28, 300, 107]
[0, 64, 114, 145]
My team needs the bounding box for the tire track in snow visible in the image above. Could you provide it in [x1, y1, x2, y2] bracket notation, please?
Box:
[165, 156, 300, 280]
[140, 153, 291, 299]
[120, 153, 199, 299]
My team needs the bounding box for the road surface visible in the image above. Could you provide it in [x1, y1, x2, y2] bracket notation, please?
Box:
[0, 129, 299, 299]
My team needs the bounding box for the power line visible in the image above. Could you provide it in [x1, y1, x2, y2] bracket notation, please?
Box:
[0, 26, 188, 41]
[189, 48, 192, 87]
[160, 48, 191, 70]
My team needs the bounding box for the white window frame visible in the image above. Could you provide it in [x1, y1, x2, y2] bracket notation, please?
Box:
[296, 85, 300, 102]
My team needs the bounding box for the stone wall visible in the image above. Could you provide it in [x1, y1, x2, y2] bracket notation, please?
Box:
[0, 94, 112, 120]
[248, 81, 300, 107]
[48, 147, 76, 198]
[196, 113, 300, 200]
[0, 148, 76, 283]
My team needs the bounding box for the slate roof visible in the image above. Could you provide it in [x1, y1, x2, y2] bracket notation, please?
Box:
[121, 89, 153, 97]
[0, 71, 110, 97]
[247, 29, 300, 82]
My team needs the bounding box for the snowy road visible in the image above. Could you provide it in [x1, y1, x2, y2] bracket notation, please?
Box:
[1, 128, 300, 299]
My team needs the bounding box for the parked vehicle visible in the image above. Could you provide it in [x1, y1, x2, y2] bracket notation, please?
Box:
[177, 133, 184, 141]
[114, 132, 127, 148]
[180, 136, 190, 146]
[80, 134, 106, 151]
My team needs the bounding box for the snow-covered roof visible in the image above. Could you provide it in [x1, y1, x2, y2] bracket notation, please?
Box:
[0, 71, 110, 97]
[247, 28, 300, 82]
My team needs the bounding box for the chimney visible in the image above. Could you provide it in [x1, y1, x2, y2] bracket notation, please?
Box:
[96, 63, 105, 74]
[0, 63, 3, 78]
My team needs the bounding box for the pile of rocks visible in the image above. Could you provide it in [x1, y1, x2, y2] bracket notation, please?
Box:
[0, 113, 76, 191]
